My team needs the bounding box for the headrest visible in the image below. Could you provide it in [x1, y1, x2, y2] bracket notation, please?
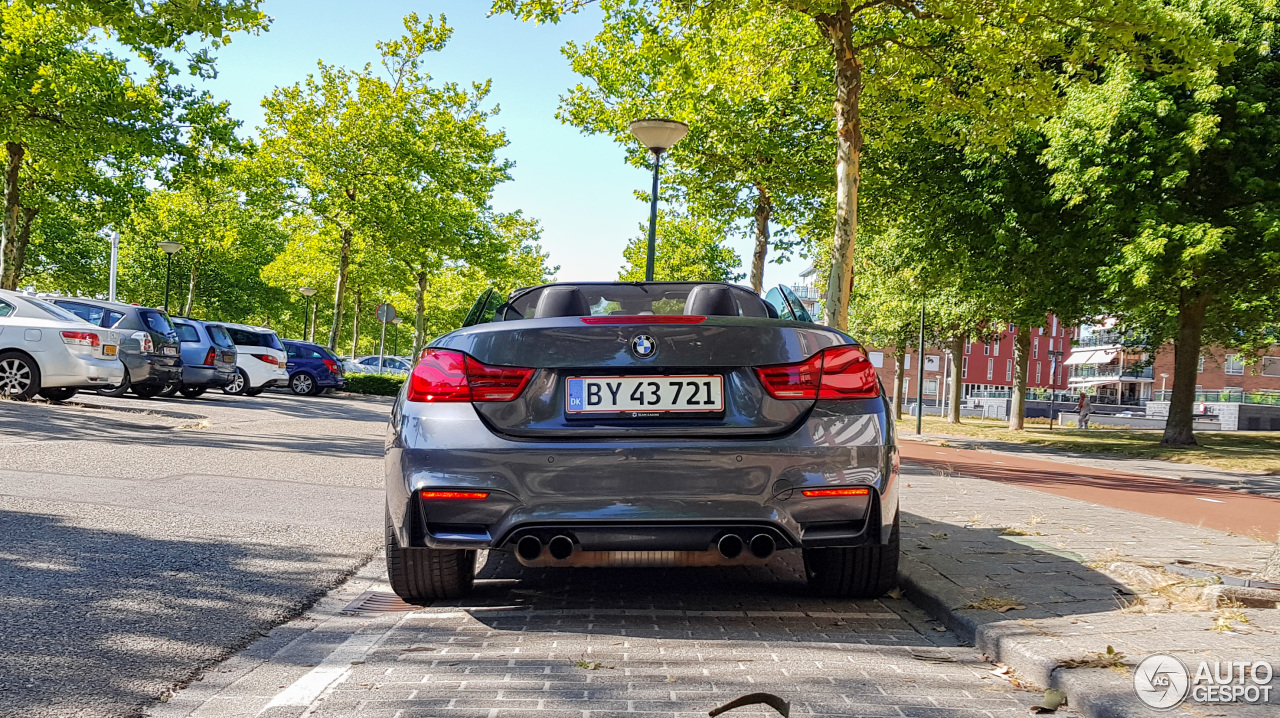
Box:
[534, 286, 591, 318]
[684, 284, 738, 316]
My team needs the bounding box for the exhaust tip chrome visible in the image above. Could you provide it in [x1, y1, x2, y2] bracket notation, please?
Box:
[717, 534, 744, 559]
[749, 534, 776, 559]
[516, 535, 543, 561]
[547, 535, 575, 561]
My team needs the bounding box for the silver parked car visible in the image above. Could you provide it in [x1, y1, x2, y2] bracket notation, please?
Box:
[0, 290, 124, 400]
[345, 355, 411, 376]
[384, 282, 899, 603]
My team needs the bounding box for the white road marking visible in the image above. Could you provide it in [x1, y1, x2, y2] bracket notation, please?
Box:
[1196, 497, 1226, 504]
[257, 620, 400, 713]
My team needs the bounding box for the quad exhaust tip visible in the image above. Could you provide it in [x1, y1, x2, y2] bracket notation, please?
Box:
[717, 534, 744, 559]
[749, 533, 776, 559]
[547, 535, 575, 561]
[516, 536, 543, 561]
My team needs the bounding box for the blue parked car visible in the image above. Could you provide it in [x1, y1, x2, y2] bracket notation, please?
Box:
[282, 340, 347, 395]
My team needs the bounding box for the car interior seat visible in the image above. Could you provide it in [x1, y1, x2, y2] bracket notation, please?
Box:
[534, 286, 592, 318]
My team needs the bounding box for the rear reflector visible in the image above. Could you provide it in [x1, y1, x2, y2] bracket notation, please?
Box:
[580, 315, 706, 325]
[406, 349, 534, 403]
[802, 487, 872, 498]
[60, 331, 101, 348]
[755, 345, 880, 400]
[419, 490, 489, 501]
[203, 347, 216, 366]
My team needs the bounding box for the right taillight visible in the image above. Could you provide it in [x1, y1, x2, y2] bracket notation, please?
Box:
[406, 349, 534, 403]
[756, 346, 880, 400]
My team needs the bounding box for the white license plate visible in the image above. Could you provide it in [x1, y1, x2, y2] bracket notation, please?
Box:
[566, 375, 723, 414]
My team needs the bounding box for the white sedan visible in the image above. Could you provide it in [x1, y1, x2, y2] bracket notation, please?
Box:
[0, 290, 125, 400]
[343, 355, 412, 376]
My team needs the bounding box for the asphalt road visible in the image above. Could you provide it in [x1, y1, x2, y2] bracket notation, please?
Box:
[0, 391, 389, 718]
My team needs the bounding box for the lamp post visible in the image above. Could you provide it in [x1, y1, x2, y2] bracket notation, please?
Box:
[156, 241, 183, 313]
[299, 287, 317, 342]
[108, 232, 120, 302]
[916, 298, 926, 435]
[628, 118, 689, 281]
[1160, 372, 1169, 398]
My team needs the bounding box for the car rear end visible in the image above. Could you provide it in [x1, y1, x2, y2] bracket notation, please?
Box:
[385, 282, 899, 601]
[5, 294, 125, 389]
[174, 320, 237, 389]
[225, 325, 288, 390]
[126, 308, 183, 391]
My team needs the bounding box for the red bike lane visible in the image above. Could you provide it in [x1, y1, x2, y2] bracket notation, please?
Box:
[899, 441, 1280, 539]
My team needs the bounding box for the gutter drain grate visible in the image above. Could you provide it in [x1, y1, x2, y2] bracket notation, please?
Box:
[342, 591, 420, 613]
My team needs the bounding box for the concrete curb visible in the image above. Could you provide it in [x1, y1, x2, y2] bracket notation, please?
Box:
[899, 560, 1155, 718]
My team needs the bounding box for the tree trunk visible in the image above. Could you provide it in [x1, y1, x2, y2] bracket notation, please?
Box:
[182, 258, 199, 317]
[946, 336, 964, 423]
[414, 271, 428, 356]
[1263, 537, 1280, 582]
[750, 184, 771, 292]
[1009, 327, 1032, 430]
[1162, 293, 1212, 446]
[817, 10, 862, 331]
[351, 289, 361, 357]
[327, 227, 352, 350]
[1, 142, 25, 290]
[892, 345, 906, 420]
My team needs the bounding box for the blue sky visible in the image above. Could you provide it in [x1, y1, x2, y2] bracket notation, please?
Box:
[196, 0, 809, 286]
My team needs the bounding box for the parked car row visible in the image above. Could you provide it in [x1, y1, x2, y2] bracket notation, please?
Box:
[0, 289, 347, 402]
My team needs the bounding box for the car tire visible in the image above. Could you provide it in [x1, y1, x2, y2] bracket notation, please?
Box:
[178, 386, 207, 399]
[244, 386, 265, 397]
[385, 507, 475, 603]
[158, 382, 179, 398]
[804, 511, 899, 598]
[97, 368, 131, 397]
[0, 351, 41, 401]
[38, 387, 78, 401]
[222, 369, 248, 395]
[290, 372, 318, 396]
[131, 383, 164, 399]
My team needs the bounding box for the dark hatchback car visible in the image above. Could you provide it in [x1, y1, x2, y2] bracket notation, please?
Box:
[384, 281, 898, 603]
[283, 340, 346, 395]
[169, 318, 238, 398]
[49, 298, 182, 398]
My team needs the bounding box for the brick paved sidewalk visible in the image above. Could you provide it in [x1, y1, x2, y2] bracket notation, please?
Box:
[154, 551, 1065, 718]
[901, 432, 1280, 499]
[897, 463, 1280, 718]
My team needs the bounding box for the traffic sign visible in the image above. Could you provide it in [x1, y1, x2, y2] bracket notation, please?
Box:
[376, 303, 396, 323]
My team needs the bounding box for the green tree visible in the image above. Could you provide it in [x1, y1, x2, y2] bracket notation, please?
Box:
[257, 14, 512, 351]
[496, 0, 1214, 331]
[1043, 0, 1280, 445]
[619, 210, 743, 282]
[559, 7, 831, 291]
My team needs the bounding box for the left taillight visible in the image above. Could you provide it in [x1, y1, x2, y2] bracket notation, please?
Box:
[755, 345, 880, 400]
[61, 331, 100, 348]
[406, 349, 534, 403]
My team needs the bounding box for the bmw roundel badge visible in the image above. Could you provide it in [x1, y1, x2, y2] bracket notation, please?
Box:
[631, 334, 657, 359]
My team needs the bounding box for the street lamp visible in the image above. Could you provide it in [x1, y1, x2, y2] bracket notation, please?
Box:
[156, 241, 183, 313]
[299, 287, 318, 343]
[391, 316, 403, 357]
[1160, 372, 1169, 398]
[1047, 349, 1065, 429]
[628, 118, 689, 281]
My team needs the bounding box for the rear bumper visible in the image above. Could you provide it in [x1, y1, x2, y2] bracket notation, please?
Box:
[124, 355, 182, 388]
[386, 401, 899, 552]
[41, 353, 126, 388]
[182, 365, 235, 388]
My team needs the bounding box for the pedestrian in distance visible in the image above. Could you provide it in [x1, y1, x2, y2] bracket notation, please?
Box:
[1076, 391, 1092, 429]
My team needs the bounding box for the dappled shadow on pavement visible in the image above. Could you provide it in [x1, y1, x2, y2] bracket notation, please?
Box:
[0, 510, 373, 718]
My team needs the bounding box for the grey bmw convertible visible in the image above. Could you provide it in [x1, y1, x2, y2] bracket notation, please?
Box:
[384, 281, 899, 601]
